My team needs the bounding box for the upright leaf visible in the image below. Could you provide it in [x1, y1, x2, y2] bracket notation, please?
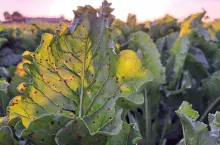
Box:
[129, 31, 165, 109]
[166, 35, 191, 89]
[176, 101, 220, 145]
[180, 11, 206, 37]
[6, 1, 153, 141]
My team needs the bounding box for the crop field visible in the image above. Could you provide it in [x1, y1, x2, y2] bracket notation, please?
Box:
[0, 0, 220, 145]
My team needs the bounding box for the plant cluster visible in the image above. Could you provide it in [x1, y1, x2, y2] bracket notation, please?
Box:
[1, 1, 220, 145]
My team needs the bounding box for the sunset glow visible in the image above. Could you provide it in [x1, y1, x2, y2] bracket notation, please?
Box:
[0, 0, 220, 22]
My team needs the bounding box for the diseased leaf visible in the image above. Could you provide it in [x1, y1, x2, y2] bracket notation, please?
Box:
[6, 1, 152, 141]
[55, 117, 107, 145]
[21, 114, 72, 145]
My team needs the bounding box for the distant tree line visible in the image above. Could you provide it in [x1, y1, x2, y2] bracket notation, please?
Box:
[3, 11, 25, 23]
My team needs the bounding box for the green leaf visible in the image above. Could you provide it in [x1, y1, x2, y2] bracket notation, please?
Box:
[156, 32, 179, 65]
[0, 48, 21, 67]
[56, 116, 141, 145]
[0, 80, 9, 93]
[126, 14, 140, 32]
[112, 19, 131, 37]
[176, 101, 208, 145]
[14, 120, 25, 138]
[128, 31, 165, 110]
[202, 71, 220, 99]
[0, 38, 8, 49]
[55, 117, 107, 145]
[7, 2, 152, 140]
[176, 101, 220, 145]
[156, 32, 179, 53]
[165, 71, 192, 97]
[0, 117, 7, 128]
[129, 31, 165, 84]
[185, 54, 209, 82]
[176, 101, 199, 119]
[21, 114, 72, 145]
[166, 35, 191, 89]
[105, 122, 142, 145]
[0, 126, 18, 145]
[149, 14, 179, 41]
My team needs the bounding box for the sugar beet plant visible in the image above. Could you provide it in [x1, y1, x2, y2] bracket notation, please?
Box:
[2, 0, 220, 145]
[0, 1, 159, 145]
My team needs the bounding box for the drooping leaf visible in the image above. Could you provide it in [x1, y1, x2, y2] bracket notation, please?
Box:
[55, 117, 107, 145]
[21, 114, 72, 145]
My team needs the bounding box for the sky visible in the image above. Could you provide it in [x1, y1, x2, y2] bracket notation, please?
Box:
[0, 0, 219, 22]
